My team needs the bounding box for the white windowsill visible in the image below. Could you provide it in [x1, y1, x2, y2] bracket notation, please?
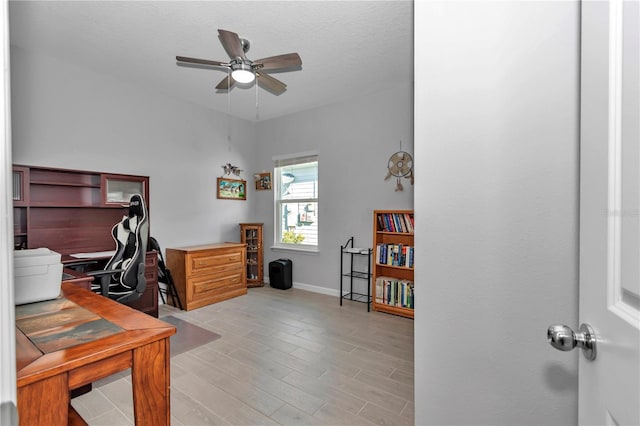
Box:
[270, 246, 319, 255]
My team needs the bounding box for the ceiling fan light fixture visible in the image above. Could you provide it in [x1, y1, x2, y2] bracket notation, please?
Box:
[177, 29, 301, 95]
[231, 63, 255, 84]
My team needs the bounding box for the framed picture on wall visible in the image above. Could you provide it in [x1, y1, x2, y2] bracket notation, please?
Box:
[254, 172, 272, 191]
[217, 177, 246, 200]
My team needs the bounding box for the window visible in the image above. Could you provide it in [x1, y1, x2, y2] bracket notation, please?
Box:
[274, 152, 318, 251]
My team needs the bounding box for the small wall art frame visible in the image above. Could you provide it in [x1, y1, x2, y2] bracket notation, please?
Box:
[254, 172, 272, 191]
[217, 177, 246, 200]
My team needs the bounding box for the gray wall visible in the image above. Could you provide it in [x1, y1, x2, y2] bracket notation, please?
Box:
[254, 85, 414, 294]
[11, 46, 257, 250]
[414, 1, 580, 425]
[10, 46, 414, 296]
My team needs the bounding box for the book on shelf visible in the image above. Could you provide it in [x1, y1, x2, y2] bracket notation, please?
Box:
[385, 214, 394, 232]
[375, 276, 414, 309]
[402, 213, 414, 233]
[375, 243, 414, 268]
[392, 214, 401, 232]
[377, 212, 414, 233]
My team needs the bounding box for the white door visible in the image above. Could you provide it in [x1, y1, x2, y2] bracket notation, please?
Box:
[579, 0, 639, 424]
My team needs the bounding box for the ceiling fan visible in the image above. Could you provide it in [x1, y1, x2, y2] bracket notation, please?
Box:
[176, 29, 302, 95]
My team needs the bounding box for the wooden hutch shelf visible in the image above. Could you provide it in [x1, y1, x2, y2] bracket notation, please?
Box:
[12, 164, 158, 317]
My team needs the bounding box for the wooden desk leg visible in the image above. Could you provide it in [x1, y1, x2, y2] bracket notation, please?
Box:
[18, 374, 69, 426]
[131, 338, 170, 426]
[68, 405, 89, 426]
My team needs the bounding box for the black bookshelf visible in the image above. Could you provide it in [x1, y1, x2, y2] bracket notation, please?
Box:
[340, 237, 372, 311]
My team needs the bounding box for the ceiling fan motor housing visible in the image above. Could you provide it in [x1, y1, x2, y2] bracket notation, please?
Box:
[230, 60, 254, 72]
[240, 38, 250, 53]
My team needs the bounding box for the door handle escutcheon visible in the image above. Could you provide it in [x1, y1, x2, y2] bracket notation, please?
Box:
[547, 323, 597, 361]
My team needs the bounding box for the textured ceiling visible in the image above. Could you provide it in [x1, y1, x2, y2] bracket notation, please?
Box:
[9, 1, 413, 122]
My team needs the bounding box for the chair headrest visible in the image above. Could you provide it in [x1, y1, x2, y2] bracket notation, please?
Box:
[128, 194, 146, 218]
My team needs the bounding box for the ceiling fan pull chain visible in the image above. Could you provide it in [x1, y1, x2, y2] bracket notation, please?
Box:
[255, 72, 260, 121]
[227, 69, 232, 150]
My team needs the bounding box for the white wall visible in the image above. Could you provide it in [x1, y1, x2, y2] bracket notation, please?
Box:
[10, 47, 257, 250]
[254, 84, 413, 294]
[1, 0, 17, 420]
[414, 2, 579, 425]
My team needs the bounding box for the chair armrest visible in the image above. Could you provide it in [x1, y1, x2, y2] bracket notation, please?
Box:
[86, 268, 124, 277]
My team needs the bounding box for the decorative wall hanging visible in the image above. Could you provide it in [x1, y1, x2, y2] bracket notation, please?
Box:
[217, 177, 246, 200]
[385, 141, 414, 192]
[254, 172, 272, 190]
[222, 163, 243, 176]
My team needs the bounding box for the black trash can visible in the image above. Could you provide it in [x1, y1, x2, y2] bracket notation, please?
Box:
[269, 259, 292, 290]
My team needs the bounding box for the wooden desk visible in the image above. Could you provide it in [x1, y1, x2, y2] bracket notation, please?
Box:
[62, 268, 94, 289]
[15, 283, 176, 426]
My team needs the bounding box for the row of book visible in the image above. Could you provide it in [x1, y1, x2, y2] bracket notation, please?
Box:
[377, 212, 414, 233]
[376, 243, 414, 268]
[375, 277, 414, 309]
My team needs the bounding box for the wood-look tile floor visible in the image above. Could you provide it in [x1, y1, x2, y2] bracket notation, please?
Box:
[71, 286, 414, 425]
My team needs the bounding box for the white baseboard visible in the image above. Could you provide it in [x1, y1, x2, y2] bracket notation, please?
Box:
[293, 282, 340, 297]
[264, 278, 340, 298]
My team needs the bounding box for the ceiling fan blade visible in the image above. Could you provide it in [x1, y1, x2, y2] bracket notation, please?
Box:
[218, 29, 245, 59]
[257, 72, 286, 95]
[215, 74, 236, 90]
[253, 53, 302, 71]
[176, 56, 227, 67]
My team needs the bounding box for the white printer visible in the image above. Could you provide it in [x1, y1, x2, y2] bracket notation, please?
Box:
[13, 248, 63, 305]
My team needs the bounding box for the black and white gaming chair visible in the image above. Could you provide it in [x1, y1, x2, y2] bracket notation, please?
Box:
[87, 194, 149, 303]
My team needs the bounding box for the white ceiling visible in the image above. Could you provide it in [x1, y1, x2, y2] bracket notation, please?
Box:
[9, 1, 414, 122]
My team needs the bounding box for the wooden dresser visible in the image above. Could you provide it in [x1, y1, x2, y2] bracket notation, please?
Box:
[165, 242, 247, 311]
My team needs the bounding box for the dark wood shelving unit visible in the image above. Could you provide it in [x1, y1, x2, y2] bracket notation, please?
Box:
[12, 164, 158, 317]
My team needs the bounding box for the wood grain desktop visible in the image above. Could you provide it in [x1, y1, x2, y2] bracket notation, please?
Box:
[15, 282, 176, 426]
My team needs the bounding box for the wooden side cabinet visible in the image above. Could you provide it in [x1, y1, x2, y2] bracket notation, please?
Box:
[165, 243, 247, 311]
[240, 223, 264, 287]
[126, 251, 159, 318]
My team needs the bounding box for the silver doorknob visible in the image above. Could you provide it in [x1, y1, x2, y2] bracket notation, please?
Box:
[547, 323, 597, 361]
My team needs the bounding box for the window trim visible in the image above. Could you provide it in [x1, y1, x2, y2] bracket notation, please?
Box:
[273, 151, 319, 252]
